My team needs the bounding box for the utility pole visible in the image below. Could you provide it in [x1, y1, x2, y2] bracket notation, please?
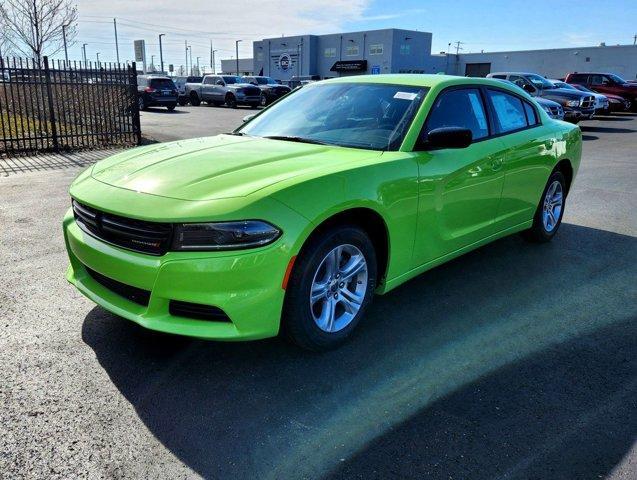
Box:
[212, 49, 217, 74]
[235, 39, 242, 76]
[454, 41, 464, 55]
[188, 46, 193, 75]
[184, 41, 189, 74]
[209, 40, 213, 74]
[196, 56, 200, 75]
[62, 24, 69, 65]
[96, 52, 100, 66]
[159, 34, 165, 73]
[82, 43, 88, 67]
[113, 19, 120, 64]
[634, 34, 637, 45]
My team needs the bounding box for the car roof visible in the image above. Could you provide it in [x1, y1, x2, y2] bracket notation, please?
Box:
[488, 72, 541, 77]
[320, 74, 527, 90]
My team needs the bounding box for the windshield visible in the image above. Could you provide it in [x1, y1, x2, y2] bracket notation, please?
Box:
[238, 82, 428, 151]
[187, 76, 203, 83]
[553, 81, 577, 91]
[573, 84, 593, 93]
[526, 74, 555, 90]
[149, 78, 175, 88]
[256, 77, 277, 85]
[608, 74, 627, 84]
[223, 76, 242, 84]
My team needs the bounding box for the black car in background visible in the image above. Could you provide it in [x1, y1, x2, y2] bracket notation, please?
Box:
[137, 75, 178, 111]
[241, 76, 291, 106]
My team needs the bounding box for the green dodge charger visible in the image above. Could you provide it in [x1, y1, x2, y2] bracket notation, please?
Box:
[63, 74, 582, 350]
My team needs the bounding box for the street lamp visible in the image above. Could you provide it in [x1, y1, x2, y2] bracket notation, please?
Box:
[159, 34, 165, 73]
[82, 43, 88, 66]
[151, 55, 155, 71]
[96, 52, 100, 66]
[235, 39, 242, 76]
[196, 56, 200, 74]
[212, 49, 217, 74]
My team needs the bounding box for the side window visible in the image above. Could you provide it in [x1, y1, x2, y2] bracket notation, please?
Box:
[425, 88, 489, 140]
[491, 74, 506, 79]
[487, 89, 528, 133]
[523, 101, 539, 126]
[590, 75, 604, 86]
[203, 77, 212, 85]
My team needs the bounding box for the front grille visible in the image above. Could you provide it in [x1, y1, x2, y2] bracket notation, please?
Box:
[169, 300, 230, 321]
[73, 200, 173, 255]
[85, 266, 151, 306]
[581, 96, 595, 109]
[243, 86, 261, 96]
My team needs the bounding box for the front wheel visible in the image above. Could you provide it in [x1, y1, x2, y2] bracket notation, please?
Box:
[523, 170, 566, 243]
[138, 96, 146, 111]
[283, 226, 377, 351]
[190, 92, 201, 106]
[166, 104, 176, 111]
[225, 94, 237, 108]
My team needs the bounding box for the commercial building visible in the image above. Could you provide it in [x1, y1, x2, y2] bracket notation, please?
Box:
[250, 27, 637, 83]
[252, 29, 445, 83]
[455, 44, 637, 80]
[219, 58, 254, 76]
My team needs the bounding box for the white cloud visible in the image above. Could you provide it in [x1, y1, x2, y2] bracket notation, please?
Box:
[74, 0, 371, 67]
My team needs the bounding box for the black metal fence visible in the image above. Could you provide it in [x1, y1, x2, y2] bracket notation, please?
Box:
[0, 56, 141, 156]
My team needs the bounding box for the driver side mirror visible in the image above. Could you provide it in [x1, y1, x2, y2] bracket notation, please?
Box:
[422, 127, 473, 150]
[523, 84, 536, 94]
[242, 113, 257, 123]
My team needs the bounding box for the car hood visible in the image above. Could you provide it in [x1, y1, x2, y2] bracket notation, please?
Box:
[535, 97, 561, 107]
[228, 83, 256, 89]
[90, 135, 382, 201]
[542, 89, 588, 100]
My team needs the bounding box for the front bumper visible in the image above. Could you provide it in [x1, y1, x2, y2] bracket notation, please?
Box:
[236, 95, 262, 105]
[63, 208, 288, 340]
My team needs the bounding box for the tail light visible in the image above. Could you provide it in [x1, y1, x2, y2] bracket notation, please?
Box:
[145, 87, 156, 93]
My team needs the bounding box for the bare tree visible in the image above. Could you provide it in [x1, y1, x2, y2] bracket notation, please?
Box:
[0, 0, 78, 63]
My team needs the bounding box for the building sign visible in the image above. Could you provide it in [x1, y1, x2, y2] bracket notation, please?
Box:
[279, 53, 291, 71]
[330, 60, 368, 72]
[134, 39, 147, 73]
[371, 65, 381, 75]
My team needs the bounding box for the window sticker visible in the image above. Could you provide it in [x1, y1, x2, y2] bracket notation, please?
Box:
[394, 91, 418, 101]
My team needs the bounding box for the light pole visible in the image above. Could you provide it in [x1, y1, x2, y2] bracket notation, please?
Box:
[82, 43, 88, 67]
[159, 34, 165, 73]
[196, 56, 200, 75]
[212, 49, 217, 74]
[235, 40, 242, 76]
[113, 18, 120, 64]
[96, 52, 100, 66]
[151, 55, 155, 71]
[62, 24, 69, 65]
[188, 46, 193, 75]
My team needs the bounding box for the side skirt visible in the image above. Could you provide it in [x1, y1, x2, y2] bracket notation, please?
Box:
[377, 220, 533, 294]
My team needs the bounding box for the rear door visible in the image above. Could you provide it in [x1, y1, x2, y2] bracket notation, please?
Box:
[413, 87, 507, 265]
[485, 87, 555, 229]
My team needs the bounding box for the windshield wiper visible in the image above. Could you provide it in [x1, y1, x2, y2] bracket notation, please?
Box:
[263, 135, 329, 145]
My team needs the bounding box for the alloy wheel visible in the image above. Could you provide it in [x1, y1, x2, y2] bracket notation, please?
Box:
[310, 244, 368, 333]
[542, 180, 563, 232]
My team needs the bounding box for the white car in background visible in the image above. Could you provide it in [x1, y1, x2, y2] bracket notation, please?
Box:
[550, 79, 609, 115]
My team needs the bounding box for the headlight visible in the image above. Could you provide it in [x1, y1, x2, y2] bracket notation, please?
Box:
[609, 98, 620, 103]
[173, 221, 281, 251]
[566, 100, 580, 107]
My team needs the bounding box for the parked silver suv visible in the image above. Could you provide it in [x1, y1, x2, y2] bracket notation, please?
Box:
[185, 75, 261, 108]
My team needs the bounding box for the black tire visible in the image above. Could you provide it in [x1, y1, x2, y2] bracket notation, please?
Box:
[178, 97, 188, 106]
[166, 104, 176, 111]
[138, 96, 146, 111]
[523, 170, 566, 243]
[225, 94, 237, 109]
[190, 92, 201, 106]
[282, 226, 377, 351]
[260, 94, 268, 107]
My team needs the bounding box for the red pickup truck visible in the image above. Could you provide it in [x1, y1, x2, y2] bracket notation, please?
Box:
[564, 72, 637, 111]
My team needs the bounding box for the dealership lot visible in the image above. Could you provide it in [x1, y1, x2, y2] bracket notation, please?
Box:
[1, 108, 636, 479]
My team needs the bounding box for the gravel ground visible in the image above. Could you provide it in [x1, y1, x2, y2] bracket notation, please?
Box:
[0, 111, 636, 479]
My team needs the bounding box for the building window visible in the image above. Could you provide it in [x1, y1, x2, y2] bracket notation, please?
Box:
[324, 47, 336, 58]
[369, 44, 383, 55]
[585, 57, 591, 62]
[400, 44, 411, 55]
[346, 45, 359, 56]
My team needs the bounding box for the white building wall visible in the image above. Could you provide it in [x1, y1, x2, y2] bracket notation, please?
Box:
[455, 45, 637, 80]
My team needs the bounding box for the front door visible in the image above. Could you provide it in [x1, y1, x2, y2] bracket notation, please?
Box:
[413, 87, 507, 266]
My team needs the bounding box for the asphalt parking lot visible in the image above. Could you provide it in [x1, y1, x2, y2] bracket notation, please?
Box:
[1, 109, 636, 479]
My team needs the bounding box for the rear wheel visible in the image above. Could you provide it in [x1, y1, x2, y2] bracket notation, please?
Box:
[523, 171, 566, 243]
[283, 226, 377, 351]
[178, 97, 188, 106]
[260, 94, 268, 107]
[190, 92, 201, 106]
[138, 96, 146, 111]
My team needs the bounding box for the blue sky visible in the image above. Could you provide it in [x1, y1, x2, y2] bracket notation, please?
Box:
[67, 0, 636, 70]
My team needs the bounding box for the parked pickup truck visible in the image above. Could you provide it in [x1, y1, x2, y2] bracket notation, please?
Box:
[173, 76, 202, 105]
[487, 72, 595, 123]
[564, 72, 637, 112]
[185, 75, 261, 108]
[241, 76, 291, 106]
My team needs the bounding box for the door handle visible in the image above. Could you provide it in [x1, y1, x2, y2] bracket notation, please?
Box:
[490, 157, 503, 171]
